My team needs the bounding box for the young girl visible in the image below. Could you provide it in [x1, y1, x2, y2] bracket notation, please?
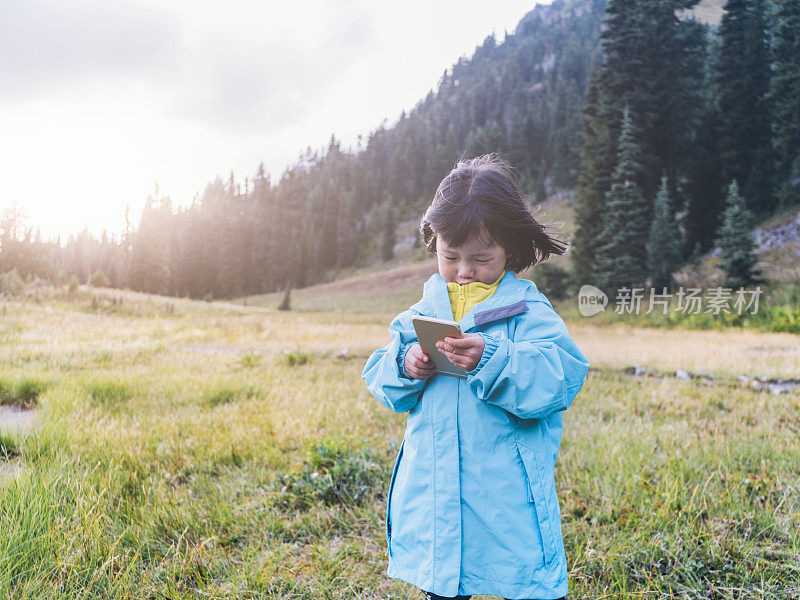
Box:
[362, 154, 590, 600]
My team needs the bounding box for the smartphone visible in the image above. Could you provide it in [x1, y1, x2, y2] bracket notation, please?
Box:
[411, 315, 468, 379]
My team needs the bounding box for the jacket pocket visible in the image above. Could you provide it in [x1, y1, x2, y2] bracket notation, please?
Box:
[386, 438, 405, 557]
[515, 441, 558, 566]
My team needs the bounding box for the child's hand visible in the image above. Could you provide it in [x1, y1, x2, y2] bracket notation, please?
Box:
[436, 333, 485, 372]
[404, 343, 435, 380]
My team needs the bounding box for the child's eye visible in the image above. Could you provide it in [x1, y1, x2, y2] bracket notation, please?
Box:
[445, 256, 457, 261]
[476, 259, 490, 263]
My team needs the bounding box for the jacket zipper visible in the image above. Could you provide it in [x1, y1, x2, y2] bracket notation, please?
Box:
[386, 439, 405, 557]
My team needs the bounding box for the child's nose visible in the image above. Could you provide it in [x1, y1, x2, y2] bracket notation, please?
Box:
[458, 263, 475, 277]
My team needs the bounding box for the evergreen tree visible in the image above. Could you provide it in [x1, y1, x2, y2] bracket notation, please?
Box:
[317, 136, 343, 271]
[381, 198, 396, 262]
[715, 0, 776, 215]
[647, 174, 682, 290]
[573, 0, 705, 292]
[128, 194, 172, 295]
[570, 55, 613, 290]
[684, 30, 725, 255]
[214, 172, 247, 298]
[278, 281, 292, 311]
[714, 179, 763, 288]
[595, 105, 651, 296]
[0, 203, 26, 275]
[249, 163, 274, 293]
[594, 0, 657, 200]
[641, 1, 706, 203]
[767, 0, 800, 207]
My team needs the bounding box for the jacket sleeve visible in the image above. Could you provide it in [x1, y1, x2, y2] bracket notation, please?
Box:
[361, 309, 427, 413]
[465, 298, 590, 420]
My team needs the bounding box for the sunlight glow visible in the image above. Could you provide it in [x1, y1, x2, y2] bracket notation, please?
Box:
[0, 0, 550, 242]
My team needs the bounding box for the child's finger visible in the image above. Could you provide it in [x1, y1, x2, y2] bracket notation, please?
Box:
[414, 354, 432, 369]
[416, 355, 434, 368]
[413, 362, 434, 378]
[441, 349, 461, 363]
[409, 345, 426, 363]
[439, 340, 463, 353]
[447, 354, 464, 368]
[437, 341, 461, 355]
[446, 336, 474, 347]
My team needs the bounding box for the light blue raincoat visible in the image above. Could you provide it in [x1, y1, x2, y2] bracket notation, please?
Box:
[361, 271, 590, 599]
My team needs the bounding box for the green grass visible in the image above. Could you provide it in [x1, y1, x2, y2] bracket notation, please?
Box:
[0, 431, 19, 459]
[1, 286, 799, 598]
[83, 378, 134, 408]
[0, 376, 50, 408]
[202, 383, 260, 407]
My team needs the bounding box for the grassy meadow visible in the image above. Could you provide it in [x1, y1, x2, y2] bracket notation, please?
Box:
[1, 279, 799, 599]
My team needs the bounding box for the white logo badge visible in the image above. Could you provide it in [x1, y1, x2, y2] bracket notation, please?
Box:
[578, 285, 607, 316]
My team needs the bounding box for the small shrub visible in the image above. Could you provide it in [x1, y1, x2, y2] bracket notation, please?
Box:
[0, 377, 47, 408]
[85, 379, 132, 407]
[271, 438, 387, 511]
[88, 270, 111, 287]
[278, 284, 291, 311]
[534, 263, 570, 300]
[239, 352, 261, 368]
[92, 349, 114, 364]
[12, 378, 46, 407]
[203, 384, 258, 407]
[67, 274, 80, 293]
[763, 304, 800, 334]
[0, 268, 25, 296]
[285, 351, 309, 367]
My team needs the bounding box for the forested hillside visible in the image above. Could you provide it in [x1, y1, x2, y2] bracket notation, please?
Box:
[571, 0, 799, 296]
[2, 0, 609, 298]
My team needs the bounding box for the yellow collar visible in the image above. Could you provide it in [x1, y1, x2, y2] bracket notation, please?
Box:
[446, 271, 506, 321]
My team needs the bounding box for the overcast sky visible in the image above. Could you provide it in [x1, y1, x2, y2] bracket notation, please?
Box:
[0, 0, 549, 243]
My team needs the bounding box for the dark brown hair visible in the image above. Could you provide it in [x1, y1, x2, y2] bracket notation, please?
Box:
[420, 154, 568, 272]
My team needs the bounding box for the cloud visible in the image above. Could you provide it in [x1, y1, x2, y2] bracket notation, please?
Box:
[0, 0, 377, 134]
[158, 1, 377, 133]
[0, 0, 180, 103]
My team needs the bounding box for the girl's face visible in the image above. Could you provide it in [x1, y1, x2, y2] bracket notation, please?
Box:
[436, 232, 507, 285]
